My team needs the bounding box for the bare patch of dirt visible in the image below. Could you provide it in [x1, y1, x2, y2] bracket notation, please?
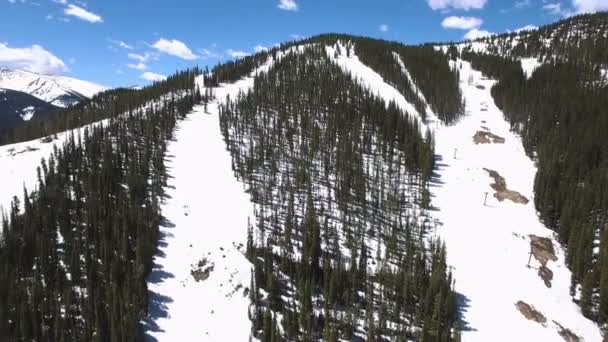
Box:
[191, 257, 214, 282]
[483, 168, 529, 204]
[538, 265, 554, 288]
[529, 235, 558, 266]
[553, 321, 581, 342]
[474, 131, 505, 144]
[515, 301, 546, 325]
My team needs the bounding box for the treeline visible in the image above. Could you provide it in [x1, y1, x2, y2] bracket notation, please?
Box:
[219, 45, 458, 341]
[456, 12, 608, 66]
[0, 70, 200, 341]
[462, 50, 608, 325]
[313, 34, 464, 124]
[0, 69, 201, 146]
[206, 34, 464, 126]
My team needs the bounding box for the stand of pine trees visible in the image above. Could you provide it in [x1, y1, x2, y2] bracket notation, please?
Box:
[0, 70, 200, 341]
[459, 31, 608, 327]
[217, 44, 459, 341]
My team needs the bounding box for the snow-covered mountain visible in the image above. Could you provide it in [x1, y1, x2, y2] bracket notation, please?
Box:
[1, 13, 607, 342]
[0, 68, 107, 108]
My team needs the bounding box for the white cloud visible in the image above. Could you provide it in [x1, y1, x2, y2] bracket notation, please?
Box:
[199, 48, 222, 60]
[572, 0, 608, 13]
[427, 0, 487, 11]
[515, 24, 538, 32]
[0, 42, 67, 74]
[64, 4, 103, 23]
[128, 62, 147, 71]
[226, 49, 249, 58]
[543, 2, 566, 15]
[254, 45, 268, 53]
[52, 0, 67, 4]
[379, 24, 389, 32]
[128, 53, 149, 62]
[111, 40, 133, 50]
[464, 28, 494, 40]
[289, 34, 304, 40]
[515, 0, 531, 8]
[278, 0, 298, 11]
[141, 71, 166, 82]
[441, 16, 483, 30]
[152, 38, 198, 60]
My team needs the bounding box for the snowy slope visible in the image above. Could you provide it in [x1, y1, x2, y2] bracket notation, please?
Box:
[0, 68, 107, 107]
[0, 120, 104, 216]
[143, 61, 280, 341]
[326, 43, 428, 134]
[0, 92, 182, 217]
[520, 58, 542, 79]
[430, 60, 601, 341]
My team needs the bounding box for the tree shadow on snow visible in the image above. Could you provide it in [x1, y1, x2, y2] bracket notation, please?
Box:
[142, 215, 177, 340]
[427, 154, 449, 212]
[142, 290, 174, 341]
[455, 292, 476, 332]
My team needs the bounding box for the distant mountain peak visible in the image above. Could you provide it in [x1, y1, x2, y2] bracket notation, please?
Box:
[0, 67, 107, 107]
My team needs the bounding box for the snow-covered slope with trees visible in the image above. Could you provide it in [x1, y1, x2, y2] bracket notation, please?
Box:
[326, 42, 428, 133]
[144, 71, 263, 341]
[0, 68, 107, 107]
[430, 60, 601, 341]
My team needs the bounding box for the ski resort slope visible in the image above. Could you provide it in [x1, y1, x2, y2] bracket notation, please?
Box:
[431, 60, 601, 341]
[326, 43, 428, 134]
[145, 73, 263, 341]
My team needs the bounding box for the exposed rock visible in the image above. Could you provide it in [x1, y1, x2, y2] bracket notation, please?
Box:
[483, 168, 529, 204]
[538, 265, 554, 288]
[474, 130, 505, 144]
[515, 301, 546, 325]
[553, 321, 581, 342]
[529, 235, 558, 266]
[191, 257, 215, 282]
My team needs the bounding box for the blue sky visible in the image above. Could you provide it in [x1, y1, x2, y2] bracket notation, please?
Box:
[1, 0, 606, 87]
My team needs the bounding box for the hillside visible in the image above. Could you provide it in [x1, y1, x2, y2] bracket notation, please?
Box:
[0, 12, 607, 342]
[0, 88, 60, 130]
[439, 12, 608, 332]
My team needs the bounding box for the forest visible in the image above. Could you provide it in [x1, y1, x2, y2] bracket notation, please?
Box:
[217, 43, 461, 341]
[0, 70, 201, 340]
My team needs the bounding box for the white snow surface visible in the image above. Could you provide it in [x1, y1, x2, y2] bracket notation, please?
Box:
[520, 58, 542, 79]
[0, 68, 106, 107]
[0, 92, 184, 217]
[326, 43, 428, 134]
[20, 106, 35, 121]
[0, 124, 102, 216]
[144, 65, 274, 341]
[431, 60, 601, 341]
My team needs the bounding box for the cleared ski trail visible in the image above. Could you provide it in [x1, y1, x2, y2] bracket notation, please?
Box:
[431, 60, 601, 341]
[144, 75, 261, 341]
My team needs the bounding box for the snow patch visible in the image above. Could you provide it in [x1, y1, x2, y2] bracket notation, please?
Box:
[20, 106, 35, 121]
[520, 58, 542, 79]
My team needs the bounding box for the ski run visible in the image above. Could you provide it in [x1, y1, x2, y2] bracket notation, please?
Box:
[430, 60, 601, 341]
[0, 43, 602, 341]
